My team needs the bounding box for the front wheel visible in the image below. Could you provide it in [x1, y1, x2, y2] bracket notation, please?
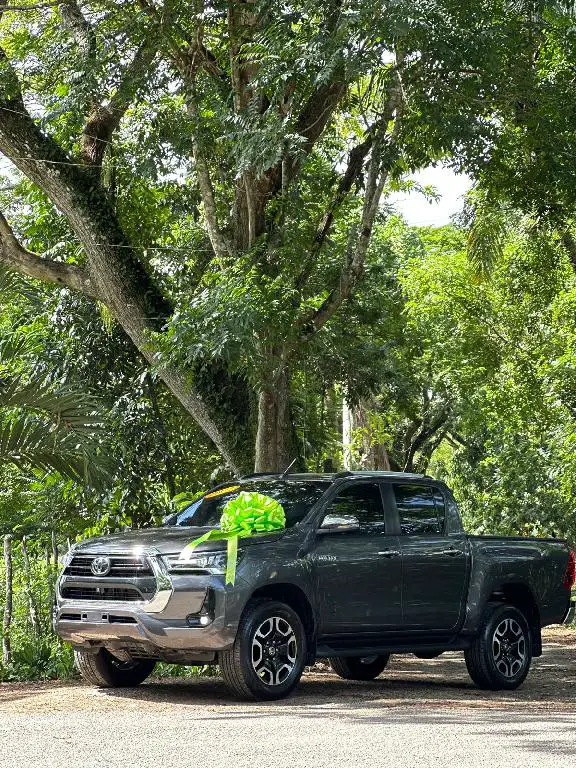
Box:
[74, 648, 156, 687]
[465, 604, 532, 690]
[329, 654, 390, 681]
[220, 598, 307, 700]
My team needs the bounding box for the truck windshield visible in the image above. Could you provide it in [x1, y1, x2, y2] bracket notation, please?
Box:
[172, 480, 329, 529]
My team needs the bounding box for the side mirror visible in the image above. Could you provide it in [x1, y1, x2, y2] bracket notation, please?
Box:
[317, 514, 361, 534]
[163, 512, 178, 526]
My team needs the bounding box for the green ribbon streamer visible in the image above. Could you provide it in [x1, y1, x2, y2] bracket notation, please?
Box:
[179, 491, 286, 584]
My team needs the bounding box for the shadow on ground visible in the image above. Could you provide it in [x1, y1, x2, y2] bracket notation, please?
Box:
[1, 631, 574, 719]
[100, 638, 576, 712]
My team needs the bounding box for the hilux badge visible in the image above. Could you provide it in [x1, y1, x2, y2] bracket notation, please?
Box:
[91, 556, 111, 576]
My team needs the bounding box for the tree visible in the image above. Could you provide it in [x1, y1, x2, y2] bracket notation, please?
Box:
[0, 0, 559, 472]
[389, 217, 576, 542]
[0, 310, 107, 484]
[455, 4, 576, 262]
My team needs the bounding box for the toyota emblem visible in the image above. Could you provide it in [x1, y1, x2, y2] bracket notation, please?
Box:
[90, 556, 111, 576]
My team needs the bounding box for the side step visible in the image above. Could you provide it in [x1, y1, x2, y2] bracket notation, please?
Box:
[316, 635, 472, 658]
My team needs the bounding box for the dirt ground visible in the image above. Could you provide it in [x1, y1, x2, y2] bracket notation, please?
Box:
[1, 625, 575, 713]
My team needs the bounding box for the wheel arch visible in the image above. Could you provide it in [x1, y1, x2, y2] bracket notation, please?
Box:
[487, 582, 542, 656]
[249, 582, 316, 663]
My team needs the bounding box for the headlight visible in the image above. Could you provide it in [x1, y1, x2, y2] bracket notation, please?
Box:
[165, 551, 230, 574]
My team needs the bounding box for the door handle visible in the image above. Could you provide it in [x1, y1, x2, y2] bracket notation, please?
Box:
[441, 548, 462, 557]
[378, 550, 401, 558]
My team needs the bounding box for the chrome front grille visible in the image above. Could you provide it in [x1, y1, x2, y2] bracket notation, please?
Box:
[58, 549, 173, 612]
[65, 555, 153, 578]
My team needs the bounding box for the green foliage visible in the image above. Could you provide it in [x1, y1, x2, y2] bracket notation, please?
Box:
[393, 219, 576, 542]
[465, 190, 510, 279]
[2, 0, 576, 682]
[0, 543, 76, 682]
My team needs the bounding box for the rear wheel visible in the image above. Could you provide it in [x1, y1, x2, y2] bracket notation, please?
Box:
[74, 648, 156, 688]
[329, 654, 390, 681]
[220, 598, 307, 700]
[465, 604, 532, 690]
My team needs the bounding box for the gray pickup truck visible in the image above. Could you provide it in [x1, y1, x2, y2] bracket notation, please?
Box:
[55, 471, 575, 700]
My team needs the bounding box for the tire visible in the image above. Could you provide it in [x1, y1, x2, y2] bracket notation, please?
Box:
[329, 654, 390, 681]
[219, 598, 307, 701]
[74, 648, 156, 688]
[464, 604, 533, 691]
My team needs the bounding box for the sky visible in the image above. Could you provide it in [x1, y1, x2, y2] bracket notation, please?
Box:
[0, 154, 471, 230]
[390, 165, 472, 227]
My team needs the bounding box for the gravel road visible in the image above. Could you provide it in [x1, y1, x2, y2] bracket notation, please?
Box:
[1, 628, 575, 768]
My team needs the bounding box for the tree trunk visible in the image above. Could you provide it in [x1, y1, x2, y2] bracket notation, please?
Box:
[51, 530, 59, 567]
[342, 396, 353, 470]
[2, 534, 13, 665]
[21, 537, 42, 637]
[371, 442, 392, 471]
[254, 365, 293, 472]
[0, 91, 247, 474]
[354, 401, 391, 471]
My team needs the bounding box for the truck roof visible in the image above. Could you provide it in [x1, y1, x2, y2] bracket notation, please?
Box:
[240, 470, 431, 482]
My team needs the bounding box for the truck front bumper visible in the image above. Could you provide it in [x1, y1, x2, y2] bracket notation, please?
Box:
[54, 551, 241, 659]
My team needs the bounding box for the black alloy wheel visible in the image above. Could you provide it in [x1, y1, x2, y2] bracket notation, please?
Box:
[74, 648, 156, 687]
[220, 598, 307, 700]
[465, 604, 532, 690]
[329, 654, 390, 681]
[251, 615, 298, 686]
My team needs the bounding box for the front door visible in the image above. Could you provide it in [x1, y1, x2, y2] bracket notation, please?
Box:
[312, 482, 403, 636]
[392, 483, 468, 631]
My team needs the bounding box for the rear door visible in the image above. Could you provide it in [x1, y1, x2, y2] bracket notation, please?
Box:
[393, 483, 469, 631]
[312, 482, 403, 635]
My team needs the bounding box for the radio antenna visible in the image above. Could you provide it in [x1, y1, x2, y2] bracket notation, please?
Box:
[280, 458, 297, 478]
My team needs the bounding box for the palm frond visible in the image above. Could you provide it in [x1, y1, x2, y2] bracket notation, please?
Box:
[466, 192, 508, 279]
[0, 332, 42, 365]
[0, 264, 40, 303]
[0, 413, 109, 489]
[0, 380, 106, 433]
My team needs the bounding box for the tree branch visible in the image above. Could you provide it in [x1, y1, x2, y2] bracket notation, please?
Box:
[298, 60, 406, 339]
[295, 136, 372, 290]
[403, 409, 449, 472]
[0, 44, 169, 321]
[294, 80, 348, 158]
[139, 0, 228, 90]
[192, 136, 233, 258]
[81, 42, 157, 167]
[59, 1, 96, 64]
[260, 78, 348, 202]
[227, 2, 243, 112]
[181, 15, 232, 259]
[0, 210, 97, 297]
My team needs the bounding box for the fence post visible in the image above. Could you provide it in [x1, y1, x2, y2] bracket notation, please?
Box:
[22, 536, 42, 636]
[2, 534, 13, 665]
[51, 531, 59, 569]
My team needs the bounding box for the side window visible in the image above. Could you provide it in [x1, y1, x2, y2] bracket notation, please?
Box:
[323, 483, 385, 530]
[394, 484, 441, 535]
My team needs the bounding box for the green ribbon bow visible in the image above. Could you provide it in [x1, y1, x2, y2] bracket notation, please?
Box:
[178, 491, 286, 584]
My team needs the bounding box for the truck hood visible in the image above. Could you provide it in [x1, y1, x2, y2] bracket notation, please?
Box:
[71, 526, 286, 556]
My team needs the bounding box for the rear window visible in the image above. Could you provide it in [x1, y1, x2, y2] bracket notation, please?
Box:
[173, 480, 329, 529]
[393, 484, 441, 535]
